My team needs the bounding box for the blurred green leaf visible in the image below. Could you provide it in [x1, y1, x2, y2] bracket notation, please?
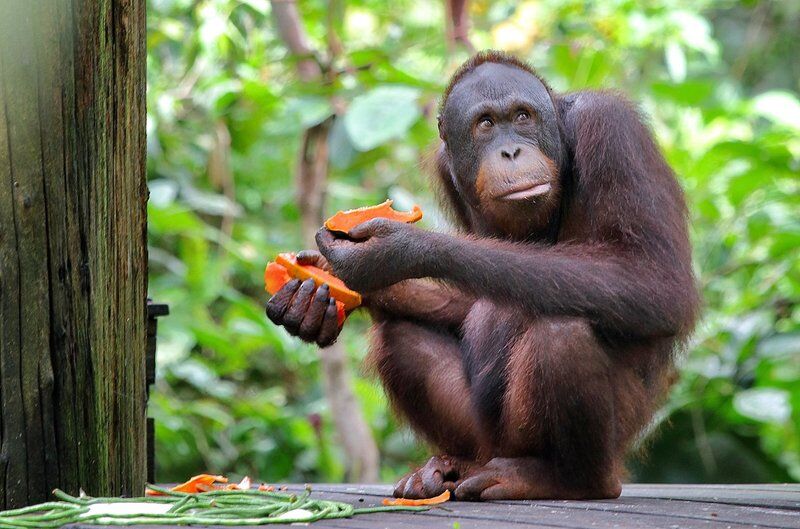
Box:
[343, 86, 421, 151]
[733, 388, 792, 423]
[758, 333, 800, 358]
[665, 41, 687, 82]
[752, 91, 800, 130]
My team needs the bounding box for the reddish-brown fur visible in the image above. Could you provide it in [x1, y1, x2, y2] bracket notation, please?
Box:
[267, 51, 700, 500]
[365, 52, 698, 499]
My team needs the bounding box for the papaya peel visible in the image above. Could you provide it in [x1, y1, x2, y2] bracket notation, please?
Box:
[324, 199, 422, 235]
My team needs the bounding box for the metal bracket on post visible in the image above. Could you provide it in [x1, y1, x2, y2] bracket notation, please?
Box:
[146, 299, 169, 483]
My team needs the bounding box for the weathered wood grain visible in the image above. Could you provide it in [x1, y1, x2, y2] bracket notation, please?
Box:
[0, 0, 147, 508]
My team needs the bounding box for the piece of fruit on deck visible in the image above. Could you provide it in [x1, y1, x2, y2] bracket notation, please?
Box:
[146, 474, 227, 496]
[381, 489, 451, 506]
[324, 199, 422, 234]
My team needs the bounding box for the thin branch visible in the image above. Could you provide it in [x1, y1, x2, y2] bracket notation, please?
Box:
[446, 0, 475, 54]
[268, 0, 379, 483]
[270, 0, 321, 82]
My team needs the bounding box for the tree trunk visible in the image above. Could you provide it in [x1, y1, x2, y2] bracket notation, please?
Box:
[0, 0, 147, 508]
[297, 120, 379, 483]
[446, 0, 475, 53]
[270, 0, 380, 482]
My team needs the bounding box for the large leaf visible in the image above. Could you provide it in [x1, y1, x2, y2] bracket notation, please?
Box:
[752, 91, 800, 130]
[757, 333, 800, 359]
[733, 388, 792, 423]
[343, 86, 421, 151]
[328, 117, 356, 169]
[287, 96, 332, 129]
[665, 41, 687, 83]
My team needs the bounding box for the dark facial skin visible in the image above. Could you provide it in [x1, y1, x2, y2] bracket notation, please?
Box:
[266, 51, 699, 501]
[439, 63, 563, 240]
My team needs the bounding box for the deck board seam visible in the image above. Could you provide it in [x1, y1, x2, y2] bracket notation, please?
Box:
[282, 491, 800, 529]
[299, 486, 800, 512]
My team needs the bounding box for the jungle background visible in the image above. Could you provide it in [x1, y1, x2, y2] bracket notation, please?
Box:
[146, 0, 800, 485]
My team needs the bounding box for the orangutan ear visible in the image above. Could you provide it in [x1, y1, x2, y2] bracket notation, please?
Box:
[437, 114, 446, 141]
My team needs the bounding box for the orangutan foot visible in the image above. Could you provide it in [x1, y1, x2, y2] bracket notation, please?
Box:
[394, 455, 479, 499]
[454, 457, 622, 501]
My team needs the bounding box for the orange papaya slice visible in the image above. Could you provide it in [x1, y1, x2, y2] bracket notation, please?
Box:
[324, 199, 422, 235]
[146, 474, 228, 496]
[382, 489, 451, 506]
[264, 261, 292, 296]
[264, 253, 360, 325]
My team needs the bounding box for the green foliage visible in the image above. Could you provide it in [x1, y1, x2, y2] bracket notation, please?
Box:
[344, 86, 422, 151]
[146, 0, 800, 484]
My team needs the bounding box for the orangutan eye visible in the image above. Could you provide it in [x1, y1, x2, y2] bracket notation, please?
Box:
[515, 110, 530, 122]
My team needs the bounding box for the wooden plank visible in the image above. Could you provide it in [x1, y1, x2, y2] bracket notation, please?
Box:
[622, 484, 800, 510]
[287, 488, 800, 529]
[64, 484, 800, 529]
[648, 484, 800, 492]
[488, 497, 800, 528]
[304, 483, 800, 509]
[287, 485, 800, 528]
[304, 482, 799, 494]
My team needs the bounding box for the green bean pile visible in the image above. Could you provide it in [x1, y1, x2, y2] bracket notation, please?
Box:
[0, 485, 427, 527]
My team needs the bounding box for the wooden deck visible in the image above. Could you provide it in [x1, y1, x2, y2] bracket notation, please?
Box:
[68, 483, 800, 529]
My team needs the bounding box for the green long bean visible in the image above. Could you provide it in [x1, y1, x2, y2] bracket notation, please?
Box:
[0, 486, 428, 528]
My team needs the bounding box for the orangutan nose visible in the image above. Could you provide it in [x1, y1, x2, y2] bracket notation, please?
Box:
[500, 146, 522, 160]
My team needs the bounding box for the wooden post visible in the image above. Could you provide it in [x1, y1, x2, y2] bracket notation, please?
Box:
[0, 0, 147, 508]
